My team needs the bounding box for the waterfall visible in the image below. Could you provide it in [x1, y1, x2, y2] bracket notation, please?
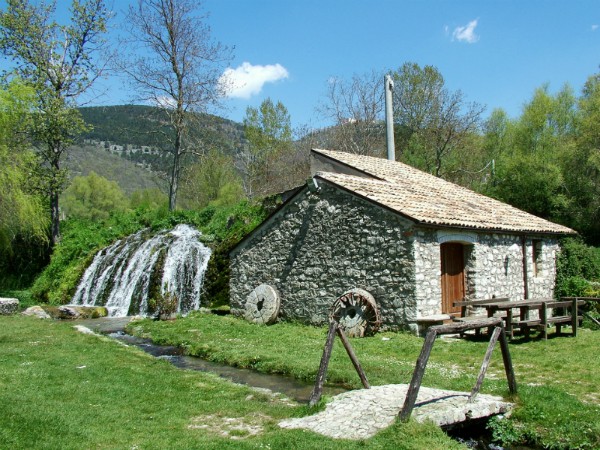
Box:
[71, 224, 212, 317]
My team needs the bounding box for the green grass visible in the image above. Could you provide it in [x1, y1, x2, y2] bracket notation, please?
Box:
[129, 313, 600, 449]
[0, 315, 462, 449]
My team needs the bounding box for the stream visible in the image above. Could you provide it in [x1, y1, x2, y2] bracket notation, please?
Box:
[76, 317, 516, 449]
[76, 317, 346, 403]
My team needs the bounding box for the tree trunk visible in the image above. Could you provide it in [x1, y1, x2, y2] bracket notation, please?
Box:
[169, 129, 182, 211]
[50, 152, 61, 247]
[50, 189, 60, 247]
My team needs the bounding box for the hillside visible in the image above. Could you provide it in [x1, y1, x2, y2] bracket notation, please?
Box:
[59, 105, 247, 195]
[63, 144, 165, 195]
[78, 105, 246, 157]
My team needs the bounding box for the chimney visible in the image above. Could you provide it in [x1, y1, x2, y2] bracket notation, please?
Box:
[384, 75, 395, 161]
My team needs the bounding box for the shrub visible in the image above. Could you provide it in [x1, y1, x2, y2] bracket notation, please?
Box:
[555, 237, 600, 298]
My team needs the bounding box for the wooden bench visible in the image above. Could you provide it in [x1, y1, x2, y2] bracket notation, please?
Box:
[537, 299, 585, 339]
[416, 314, 452, 335]
[452, 298, 509, 336]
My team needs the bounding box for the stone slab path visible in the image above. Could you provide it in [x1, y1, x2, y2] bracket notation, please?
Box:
[279, 384, 512, 440]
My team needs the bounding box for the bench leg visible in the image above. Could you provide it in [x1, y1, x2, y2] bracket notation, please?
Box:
[556, 324, 562, 336]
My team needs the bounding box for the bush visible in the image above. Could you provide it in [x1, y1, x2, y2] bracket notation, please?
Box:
[61, 171, 129, 221]
[555, 238, 600, 298]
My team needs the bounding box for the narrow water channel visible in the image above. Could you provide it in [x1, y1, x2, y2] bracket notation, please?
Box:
[75, 318, 518, 449]
[77, 317, 346, 403]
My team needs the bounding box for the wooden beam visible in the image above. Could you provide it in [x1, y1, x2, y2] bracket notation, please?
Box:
[309, 320, 338, 406]
[336, 326, 370, 389]
[469, 327, 501, 402]
[399, 329, 437, 422]
[498, 327, 518, 395]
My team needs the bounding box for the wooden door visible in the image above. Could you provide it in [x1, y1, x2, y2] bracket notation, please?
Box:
[440, 243, 465, 315]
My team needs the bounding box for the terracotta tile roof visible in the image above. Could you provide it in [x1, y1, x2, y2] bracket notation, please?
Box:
[312, 148, 575, 235]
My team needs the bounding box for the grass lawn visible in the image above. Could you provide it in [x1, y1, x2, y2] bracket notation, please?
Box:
[0, 315, 463, 449]
[129, 312, 600, 449]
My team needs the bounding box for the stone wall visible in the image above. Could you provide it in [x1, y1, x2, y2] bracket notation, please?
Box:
[470, 233, 528, 301]
[230, 183, 417, 330]
[525, 238, 560, 299]
[412, 230, 442, 318]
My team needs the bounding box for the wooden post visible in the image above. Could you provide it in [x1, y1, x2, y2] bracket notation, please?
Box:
[309, 321, 338, 406]
[498, 326, 518, 395]
[541, 302, 549, 340]
[399, 328, 437, 422]
[571, 297, 578, 337]
[469, 326, 502, 402]
[336, 327, 370, 389]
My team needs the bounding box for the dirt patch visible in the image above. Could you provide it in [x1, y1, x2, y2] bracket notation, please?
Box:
[188, 413, 272, 439]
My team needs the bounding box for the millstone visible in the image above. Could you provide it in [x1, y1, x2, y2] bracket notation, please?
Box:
[244, 284, 280, 325]
[329, 289, 381, 337]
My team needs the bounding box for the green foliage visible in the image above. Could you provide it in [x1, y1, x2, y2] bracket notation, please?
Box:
[30, 200, 267, 306]
[489, 153, 570, 221]
[61, 171, 129, 221]
[555, 238, 600, 298]
[129, 187, 169, 210]
[148, 290, 179, 319]
[242, 97, 294, 198]
[0, 0, 110, 246]
[487, 385, 600, 449]
[178, 148, 245, 210]
[0, 80, 49, 286]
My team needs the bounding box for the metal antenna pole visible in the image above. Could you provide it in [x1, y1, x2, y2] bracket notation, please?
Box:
[384, 75, 395, 161]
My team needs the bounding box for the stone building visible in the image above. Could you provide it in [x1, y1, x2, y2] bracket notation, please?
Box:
[230, 149, 575, 332]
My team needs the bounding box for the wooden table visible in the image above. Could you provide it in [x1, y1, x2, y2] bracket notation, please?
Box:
[482, 298, 554, 339]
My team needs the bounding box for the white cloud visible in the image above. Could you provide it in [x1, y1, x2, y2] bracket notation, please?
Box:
[221, 62, 289, 99]
[154, 95, 177, 109]
[452, 19, 480, 43]
[592, 24, 599, 31]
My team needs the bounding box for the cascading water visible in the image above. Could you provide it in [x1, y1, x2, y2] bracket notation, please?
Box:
[71, 224, 212, 317]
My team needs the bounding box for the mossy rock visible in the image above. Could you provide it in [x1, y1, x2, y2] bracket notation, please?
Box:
[41, 305, 109, 319]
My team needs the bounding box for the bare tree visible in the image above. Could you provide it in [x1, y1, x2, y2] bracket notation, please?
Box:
[0, 0, 111, 246]
[393, 62, 485, 177]
[120, 0, 232, 210]
[317, 70, 386, 156]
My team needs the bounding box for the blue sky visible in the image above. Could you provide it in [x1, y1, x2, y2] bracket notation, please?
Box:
[5, 1, 600, 129]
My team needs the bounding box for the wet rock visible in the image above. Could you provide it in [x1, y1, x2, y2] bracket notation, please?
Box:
[60, 306, 108, 319]
[0, 298, 19, 315]
[22, 306, 51, 319]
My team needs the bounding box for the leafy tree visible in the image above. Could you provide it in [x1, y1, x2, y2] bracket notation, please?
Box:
[562, 74, 600, 244]
[512, 83, 576, 155]
[0, 79, 48, 255]
[240, 98, 294, 198]
[120, 0, 232, 211]
[130, 188, 169, 211]
[61, 171, 128, 221]
[484, 84, 578, 227]
[392, 62, 485, 177]
[0, 0, 110, 246]
[179, 148, 244, 209]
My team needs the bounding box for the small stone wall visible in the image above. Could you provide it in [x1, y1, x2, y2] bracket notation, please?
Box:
[230, 183, 417, 330]
[0, 298, 19, 315]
